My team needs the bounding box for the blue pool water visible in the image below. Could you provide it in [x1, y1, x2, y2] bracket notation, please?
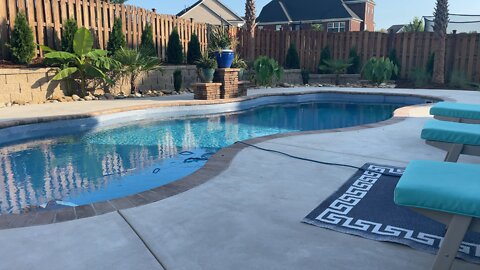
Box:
[0, 102, 401, 214]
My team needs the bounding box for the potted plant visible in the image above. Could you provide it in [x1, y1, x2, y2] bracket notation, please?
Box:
[231, 55, 248, 80]
[209, 26, 236, 68]
[196, 54, 218, 83]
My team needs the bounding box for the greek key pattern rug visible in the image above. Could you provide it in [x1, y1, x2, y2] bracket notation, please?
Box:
[303, 163, 480, 264]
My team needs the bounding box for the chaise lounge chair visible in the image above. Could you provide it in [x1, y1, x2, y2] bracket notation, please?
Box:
[430, 102, 480, 124]
[421, 119, 480, 162]
[394, 160, 480, 270]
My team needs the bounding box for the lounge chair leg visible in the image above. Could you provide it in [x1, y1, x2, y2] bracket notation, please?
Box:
[444, 144, 464, 162]
[432, 215, 472, 270]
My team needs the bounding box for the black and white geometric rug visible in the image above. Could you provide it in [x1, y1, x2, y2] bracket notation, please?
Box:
[303, 163, 480, 264]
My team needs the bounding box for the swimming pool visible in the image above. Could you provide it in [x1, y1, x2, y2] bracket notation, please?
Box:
[0, 95, 426, 214]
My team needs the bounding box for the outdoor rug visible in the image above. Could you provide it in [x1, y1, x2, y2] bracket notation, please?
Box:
[303, 163, 480, 264]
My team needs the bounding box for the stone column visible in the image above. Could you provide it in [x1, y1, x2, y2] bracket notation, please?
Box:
[214, 68, 240, 99]
[192, 83, 222, 100]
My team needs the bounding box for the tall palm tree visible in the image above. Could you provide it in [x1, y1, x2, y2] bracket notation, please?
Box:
[432, 0, 449, 84]
[245, 0, 256, 60]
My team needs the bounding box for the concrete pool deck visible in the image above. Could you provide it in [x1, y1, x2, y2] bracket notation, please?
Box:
[0, 87, 479, 269]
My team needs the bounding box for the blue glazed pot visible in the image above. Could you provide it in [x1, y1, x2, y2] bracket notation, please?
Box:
[215, 50, 235, 69]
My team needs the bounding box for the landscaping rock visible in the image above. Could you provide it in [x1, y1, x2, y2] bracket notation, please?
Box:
[72, 94, 81, 101]
[6, 102, 12, 107]
[84, 96, 93, 101]
[104, 93, 114, 100]
[62, 96, 74, 102]
[134, 93, 142, 98]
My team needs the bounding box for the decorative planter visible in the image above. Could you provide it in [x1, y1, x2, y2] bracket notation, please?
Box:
[199, 68, 215, 83]
[215, 50, 235, 69]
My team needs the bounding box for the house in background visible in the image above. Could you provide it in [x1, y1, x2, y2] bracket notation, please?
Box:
[424, 14, 480, 33]
[177, 0, 244, 27]
[256, 0, 375, 32]
[387, 24, 406, 34]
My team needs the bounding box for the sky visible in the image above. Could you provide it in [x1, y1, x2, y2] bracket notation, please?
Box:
[127, 0, 480, 30]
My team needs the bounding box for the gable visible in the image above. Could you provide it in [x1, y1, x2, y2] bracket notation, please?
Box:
[257, 0, 361, 24]
[177, 0, 244, 23]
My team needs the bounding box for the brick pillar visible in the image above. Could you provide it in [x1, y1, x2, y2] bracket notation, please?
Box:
[214, 68, 240, 99]
[192, 83, 222, 100]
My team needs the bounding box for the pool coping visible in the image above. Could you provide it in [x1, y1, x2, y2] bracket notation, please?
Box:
[0, 91, 450, 230]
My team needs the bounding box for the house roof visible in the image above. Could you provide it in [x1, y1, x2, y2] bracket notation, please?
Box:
[177, 0, 244, 23]
[388, 24, 406, 33]
[257, 0, 362, 24]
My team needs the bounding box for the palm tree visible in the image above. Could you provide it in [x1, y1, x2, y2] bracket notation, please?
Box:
[113, 48, 163, 94]
[432, 0, 449, 85]
[245, 0, 256, 60]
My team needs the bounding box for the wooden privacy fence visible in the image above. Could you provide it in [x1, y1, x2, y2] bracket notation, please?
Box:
[0, 0, 209, 60]
[238, 30, 480, 82]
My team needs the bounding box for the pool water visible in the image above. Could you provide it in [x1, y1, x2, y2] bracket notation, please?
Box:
[0, 102, 400, 214]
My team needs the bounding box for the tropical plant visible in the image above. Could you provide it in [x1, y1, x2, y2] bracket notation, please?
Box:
[187, 33, 202, 65]
[231, 55, 248, 69]
[113, 47, 162, 94]
[254, 56, 283, 86]
[44, 27, 120, 96]
[362, 57, 399, 85]
[432, 0, 449, 84]
[312, 24, 324, 32]
[195, 53, 217, 69]
[318, 46, 332, 74]
[140, 23, 156, 56]
[61, 19, 78, 53]
[107, 17, 126, 55]
[301, 69, 310, 85]
[167, 28, 184, 64]
[347, 47, 361, 74]
[208, 26, 236, 52]
[319, 59, 352, 85]
[404, 17, 425, 32]
[245, 0, 256, 60]
[285, 43, 300, 69]
[173, 69, 182, 92]
[388, 49, 401, 80]
[8, 12, 35, 64]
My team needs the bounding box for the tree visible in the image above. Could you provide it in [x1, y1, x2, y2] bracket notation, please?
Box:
[432, 0, 449, 84]
[8, 12, 35, 64]
[245, 0, 256, 60]
[404, 17, 424, 32]
[285, 43, 300, 69]
[318, 46, 331, 74]
[311, 24, 324, 32]
[140, 23, 156, 56]
[107, 17, 126, 55]
[61, 19, 78, 53]
[167, 28, 183, 64]
[388, 49, 401, 79]
[187, 33, 202, 65]
[347, 47, 361, 74]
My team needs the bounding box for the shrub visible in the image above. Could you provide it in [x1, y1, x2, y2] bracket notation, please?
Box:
[318, 46, 332, 74]
[113, 48, 162, 94]
[8, 12, 35, 64]
[448, 71, 470, 89]
[61, 19, 78, 53]
[140, 23, 156, 56]
[44, 27, 120, 96]
[426, 53, 435, 77]
[187, 33, 202, 65]
[388, 49, 400, 80]
[319, 59, 352, 85]
[285, 43, 300, 69]
[173, 69, 182, 92]
[362, 57, 399, 85]
[231, 55, 247, 69]
[409, 68, 431, 88]
[254, 56, 283, 86]
[195, 53, 217, 69]
[167, 28, 183, 64]
[301, 69, 310, 85]
[347, 47, 361, 74]
[107, 17, 126, 55]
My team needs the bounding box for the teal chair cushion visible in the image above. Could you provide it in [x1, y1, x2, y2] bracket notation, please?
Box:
[421, 120, 480, 145]
[395, 160, 480, 218]
[431, 102, 480, 120]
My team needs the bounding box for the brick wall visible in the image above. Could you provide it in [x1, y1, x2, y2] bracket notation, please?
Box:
[0, 65, 199, 105]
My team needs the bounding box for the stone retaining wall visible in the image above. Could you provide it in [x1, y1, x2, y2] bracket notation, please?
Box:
[0, 65, 199, 106]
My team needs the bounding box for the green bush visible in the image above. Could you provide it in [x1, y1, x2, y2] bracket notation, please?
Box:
[409, 68, 431, 88]
[187, 33, 202, 65]
[319, 59, 352, 85]
[231, 55, 247, 69]
[426, 53, 435, 77]
[167, 28, 183, 64]
[8, 12, 35, 64]
[107, 17, 126, 55]
[285, 43, 300, 69]
[61, 19, 78, 53]
[318, 46, 332, 74]
[254, 56, 283, 86]
[173, 69, 182, 92]
[347, 47, 361, 74]
[140, 23, 156, 56]
[362, 57, 399, 85]
[44, 27, 120, 96]
[301, 69, 310, 85]
[388, 49, 400, 80]
[448, 71, 470, 89]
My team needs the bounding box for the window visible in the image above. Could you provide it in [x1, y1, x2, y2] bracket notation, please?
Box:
[327, 22, 346, 32]
[276, 25, 282, 31]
